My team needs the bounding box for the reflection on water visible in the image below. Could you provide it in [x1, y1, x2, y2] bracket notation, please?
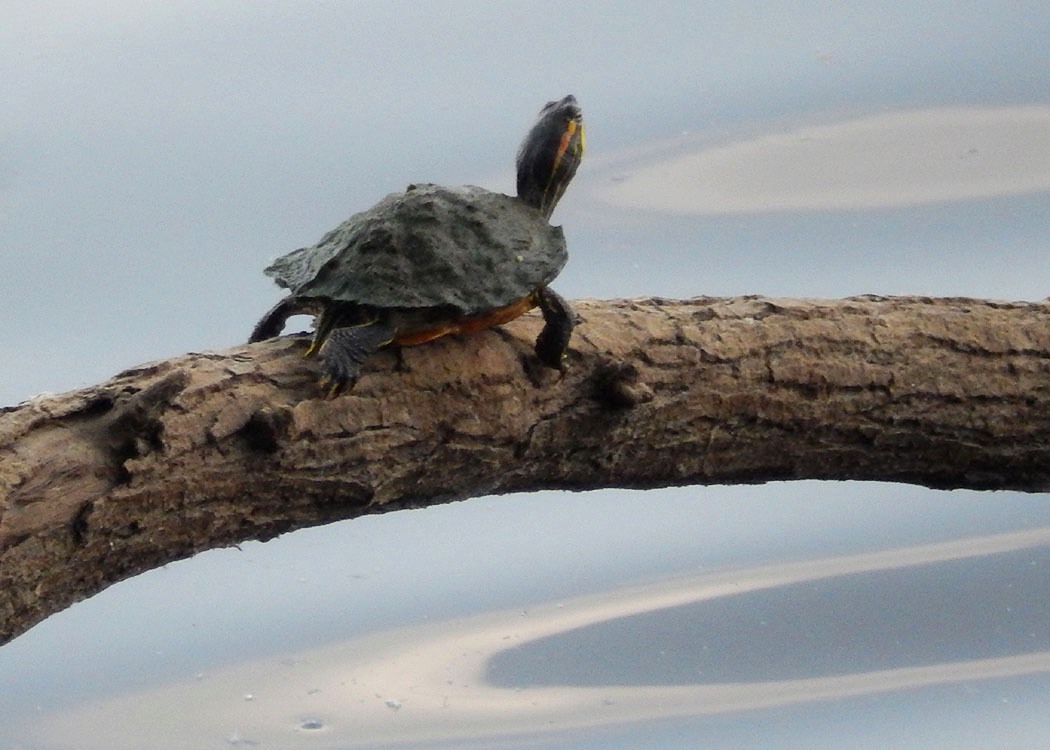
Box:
[592, 106, 1050, 214]
[488, 546, 1050, 687]
[498, 670, 1050, 750]
[23, 526, 1050, 750]
[4, 4, 1050, 748]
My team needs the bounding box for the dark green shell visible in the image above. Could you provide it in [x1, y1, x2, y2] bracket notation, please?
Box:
[264, 183, 567, 315]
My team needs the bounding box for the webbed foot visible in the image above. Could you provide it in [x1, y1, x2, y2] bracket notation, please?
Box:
[534, 287, 577, 370]
[316, 321, 395, 397]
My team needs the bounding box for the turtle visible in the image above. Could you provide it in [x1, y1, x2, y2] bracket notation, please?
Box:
[248, 94, 584, 395]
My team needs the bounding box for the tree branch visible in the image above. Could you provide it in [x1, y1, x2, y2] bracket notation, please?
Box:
[3, 295, 1050, 645]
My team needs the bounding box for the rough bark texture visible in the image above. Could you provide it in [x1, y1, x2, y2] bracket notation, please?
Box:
[3, 295, 1050, 645]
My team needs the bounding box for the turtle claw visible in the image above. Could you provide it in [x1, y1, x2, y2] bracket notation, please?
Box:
[317, 345, 361, 398]
[318, 374, 349, 400]
[534, 287, 575, 370]
[315, 321, 395, 397]
[317, 357, 358, 398]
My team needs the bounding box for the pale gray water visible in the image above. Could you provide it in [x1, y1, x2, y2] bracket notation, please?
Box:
[3, 2, 1050, 748]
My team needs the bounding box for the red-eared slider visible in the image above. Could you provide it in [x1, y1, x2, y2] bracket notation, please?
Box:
[248, 95, 584, 395]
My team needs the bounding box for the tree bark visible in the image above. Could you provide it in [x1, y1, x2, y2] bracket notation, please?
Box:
[3, 295, 1050, 645]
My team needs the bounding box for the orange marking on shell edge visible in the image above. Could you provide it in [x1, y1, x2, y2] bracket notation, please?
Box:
[392, 296, 537, 347]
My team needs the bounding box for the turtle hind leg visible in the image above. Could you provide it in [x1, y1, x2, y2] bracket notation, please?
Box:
[534, 287, 577, 370]
[318, 320, 395, 397]
[249, 297, 299, 343]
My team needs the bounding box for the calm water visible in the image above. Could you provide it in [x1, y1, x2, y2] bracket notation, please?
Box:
[3, 2, 1050, 748]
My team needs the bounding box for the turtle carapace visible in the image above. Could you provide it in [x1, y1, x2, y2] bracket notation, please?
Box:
[248, 95, 584, 395]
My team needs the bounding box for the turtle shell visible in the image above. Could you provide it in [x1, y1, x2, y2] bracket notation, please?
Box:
[264, 183, 567, 315]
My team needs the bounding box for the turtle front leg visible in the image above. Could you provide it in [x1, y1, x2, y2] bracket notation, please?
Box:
[534, 287, 576, 370]
[317, 320, 395, 397]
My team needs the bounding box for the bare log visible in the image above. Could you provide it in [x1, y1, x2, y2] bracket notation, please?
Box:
[3, 295, 1050, 645]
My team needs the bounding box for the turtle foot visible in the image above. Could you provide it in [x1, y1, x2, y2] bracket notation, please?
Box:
[317, 322, 394, 397]
[534, 287, 577, 370]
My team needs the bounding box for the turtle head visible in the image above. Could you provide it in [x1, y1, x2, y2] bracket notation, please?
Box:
[516, 95, 584, 220]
